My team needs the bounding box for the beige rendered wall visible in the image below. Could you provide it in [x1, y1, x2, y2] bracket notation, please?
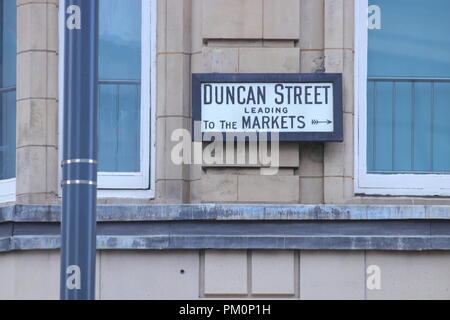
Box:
[2, 250, 450, 300]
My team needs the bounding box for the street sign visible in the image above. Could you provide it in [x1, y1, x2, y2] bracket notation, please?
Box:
[60, 0, 98, 300]
[192, 73, 343, 142]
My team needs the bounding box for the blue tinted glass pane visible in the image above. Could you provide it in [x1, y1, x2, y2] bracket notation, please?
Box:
[368, 0, 450, 78]
[98, 84, 141, 173]
[373, 82, 393, 172]
[368, 0, 450, 174]
[99, 0, 141, 80]
[1, 0, 16, 87]
[433, 83, 450, 172]
[393, 82, 413, 172]
[0, 0, 16, 181]
[367, 81, 375, 171]
[413, 82, 433, 172]
[0, 91, 16, 180]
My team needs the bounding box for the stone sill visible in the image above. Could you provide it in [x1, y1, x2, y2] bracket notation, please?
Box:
[1, 204, 450, 252]
[2, 204, 450, 222]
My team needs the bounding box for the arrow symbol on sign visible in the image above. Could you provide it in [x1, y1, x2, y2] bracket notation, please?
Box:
[311, 119, 333, 125]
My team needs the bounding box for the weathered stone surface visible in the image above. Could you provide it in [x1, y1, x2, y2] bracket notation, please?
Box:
[203, 0, 263, 39]
[204, 250, 248, 295]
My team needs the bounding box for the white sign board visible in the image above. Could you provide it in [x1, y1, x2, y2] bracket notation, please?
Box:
[201, 83, 334, 133]
[192, 74, 343, 142]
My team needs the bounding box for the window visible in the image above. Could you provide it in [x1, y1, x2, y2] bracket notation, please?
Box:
[0, 0, 16, 203]
[355, 0, 450, 196]
[59, 0, 156, 198]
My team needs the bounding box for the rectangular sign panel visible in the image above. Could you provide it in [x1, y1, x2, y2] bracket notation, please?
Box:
[192, 74, 343, 141]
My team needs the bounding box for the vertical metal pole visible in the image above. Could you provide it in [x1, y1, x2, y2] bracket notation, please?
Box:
[60, 0, 98, 300]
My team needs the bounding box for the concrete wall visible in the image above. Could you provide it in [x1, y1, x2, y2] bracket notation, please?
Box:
[2, 250, 450, 300]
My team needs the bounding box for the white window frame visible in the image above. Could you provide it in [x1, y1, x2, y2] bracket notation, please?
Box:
[58, 0, 156, 199]
[355, 0, 450, 196]
[0, 179, 15, 203]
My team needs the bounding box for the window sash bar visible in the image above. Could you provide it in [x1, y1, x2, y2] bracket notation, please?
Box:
[98, 80, 141, 85]
[369, 77, 450, 82]
[0, 86, 15, 93]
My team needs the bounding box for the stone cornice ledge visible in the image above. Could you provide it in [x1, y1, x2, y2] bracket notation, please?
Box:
[1, 204, 450, 223]
[1, 204, 450, 252]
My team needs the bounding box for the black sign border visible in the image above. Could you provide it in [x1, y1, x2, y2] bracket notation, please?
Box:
[192, 73, 343, 142]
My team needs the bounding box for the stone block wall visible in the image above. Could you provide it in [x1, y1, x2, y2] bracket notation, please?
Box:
[16, 0, 59, 205]
[13, 0, 450, 206]
[3, 249, 450, 300]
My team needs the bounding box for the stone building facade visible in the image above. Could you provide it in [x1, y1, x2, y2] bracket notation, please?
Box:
[1, 0, 450, 299]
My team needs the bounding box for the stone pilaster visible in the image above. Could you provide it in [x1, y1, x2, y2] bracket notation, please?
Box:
[16, 0, 59, 204]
